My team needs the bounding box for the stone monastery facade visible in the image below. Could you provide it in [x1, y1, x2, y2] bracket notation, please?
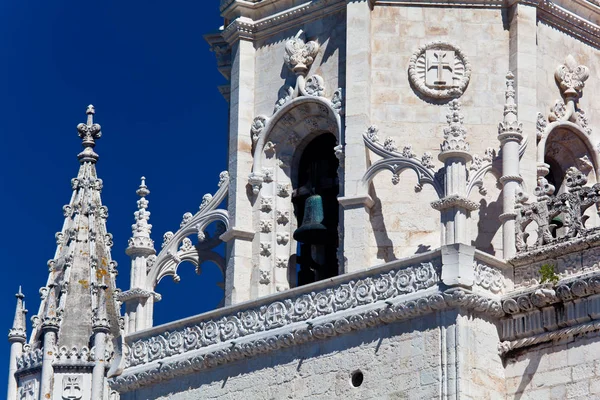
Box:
[8, 0, 600, 399]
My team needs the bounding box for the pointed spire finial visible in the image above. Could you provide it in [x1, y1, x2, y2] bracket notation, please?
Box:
[77, 104, 102, 163]
[9, 287, 27, 342]
[126, 176, 155, 256]
[136, 176, 150, 198]
[498, 71, 523, 142]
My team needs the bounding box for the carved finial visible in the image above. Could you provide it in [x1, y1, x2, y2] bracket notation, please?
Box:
[498, 71, 523, 143]
[440, 100, 470, 160]
[41, 283, 60, 331]
[77, 104, 102, 163]
[127, 177, 155, 254]
[283, 30, 319, 76]
[9, 287, 27, 342]
[136, 177, 150, 198]
[555, 55, 589, 99]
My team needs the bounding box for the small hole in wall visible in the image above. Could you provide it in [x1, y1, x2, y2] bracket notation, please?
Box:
[351, 370, 364, 387]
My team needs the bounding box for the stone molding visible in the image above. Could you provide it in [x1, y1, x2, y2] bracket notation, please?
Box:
[116, 289, 162, 303]
[110, 286, 503, 392]
[431, 195, 480, 212]
[126, 259, 442, 369]
[221, 0, 346, 44]
[499, 271, 600, 353]
[108, 249, 512, 391]
[220, 0, 600, 48]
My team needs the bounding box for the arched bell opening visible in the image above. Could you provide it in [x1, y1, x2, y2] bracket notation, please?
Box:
[544, 128, 596, 194]
[291, 133, 339, 286]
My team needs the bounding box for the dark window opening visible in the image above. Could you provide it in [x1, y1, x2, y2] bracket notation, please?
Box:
[292, 133, 339, 286]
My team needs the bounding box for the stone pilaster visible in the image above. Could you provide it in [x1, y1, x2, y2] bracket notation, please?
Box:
[341, 0, 373, 273]
[509, 2, 537, 193]
[223, 38, 257, 305]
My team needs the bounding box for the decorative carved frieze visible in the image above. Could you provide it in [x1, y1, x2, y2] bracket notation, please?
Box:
[474, 262, 505, 294]
[408, 41, 471, 99]
[112, 282, 505, 392]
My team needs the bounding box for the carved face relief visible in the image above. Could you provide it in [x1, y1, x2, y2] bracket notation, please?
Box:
[409, 41, 471, 99]
[62, 376, 83, 400]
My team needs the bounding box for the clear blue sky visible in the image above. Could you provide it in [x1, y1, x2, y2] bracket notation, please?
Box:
[0, 1, 228, 380]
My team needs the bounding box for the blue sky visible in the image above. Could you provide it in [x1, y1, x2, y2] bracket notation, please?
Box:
[0, 1, 228, 380]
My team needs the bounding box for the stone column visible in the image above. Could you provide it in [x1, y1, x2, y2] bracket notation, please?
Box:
[39, 329, 57, 399]
[432, 100, 478, 246]
[222, 37, 257, 305]
[498, 72, 523, 259]
[340, 0, 373, 273]
[91, 285, 110, 399]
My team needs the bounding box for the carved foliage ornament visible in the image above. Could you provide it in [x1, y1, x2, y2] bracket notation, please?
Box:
[409, 41, 471, 99]
[555, 54, 589, 98]
[284, 30, 319, 75]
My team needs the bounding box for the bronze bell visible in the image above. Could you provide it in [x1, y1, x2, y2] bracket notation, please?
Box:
[293, 194, 329, 245]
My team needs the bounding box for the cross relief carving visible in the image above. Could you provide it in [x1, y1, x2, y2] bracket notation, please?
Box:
[62, 375, 83, 400]
[426, 50, 455, 87]
[409, 41, 471, 99]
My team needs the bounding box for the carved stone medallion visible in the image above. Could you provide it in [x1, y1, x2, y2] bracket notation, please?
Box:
[409, 41, 471, 99]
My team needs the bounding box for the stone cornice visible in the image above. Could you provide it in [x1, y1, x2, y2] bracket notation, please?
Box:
[221, 0, 346, 44]
[499, 271, 600, 353]
[219, 0, 600, 48]
[110, 286, 502, 392]
[108, 248, 518, 392]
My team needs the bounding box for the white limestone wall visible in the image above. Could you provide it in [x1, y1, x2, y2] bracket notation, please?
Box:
[505, 332, 600, 399]
[368, 6, 508, 260]
[369, 171, 440, 260]
[253, 11, 345, 118]
[121, 314, 445, 400]
[119, 310, 508, 400]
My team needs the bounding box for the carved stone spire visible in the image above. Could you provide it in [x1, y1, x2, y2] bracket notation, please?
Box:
[8, 288, 27, 343]
[439, 99, 471, 161]
[22, 106, 123, 399]
[126, 177, 155, 256]
[498, 72, 523, 142]
[77, 104, 102, 163]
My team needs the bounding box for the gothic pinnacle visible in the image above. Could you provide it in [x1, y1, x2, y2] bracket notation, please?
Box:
[126, 177, 155, 256]
[8, 287, 27, 343]
[77, 104, 102, 164]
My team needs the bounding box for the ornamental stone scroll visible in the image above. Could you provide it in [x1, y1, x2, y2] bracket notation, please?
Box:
[408, 41, 471, 100]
